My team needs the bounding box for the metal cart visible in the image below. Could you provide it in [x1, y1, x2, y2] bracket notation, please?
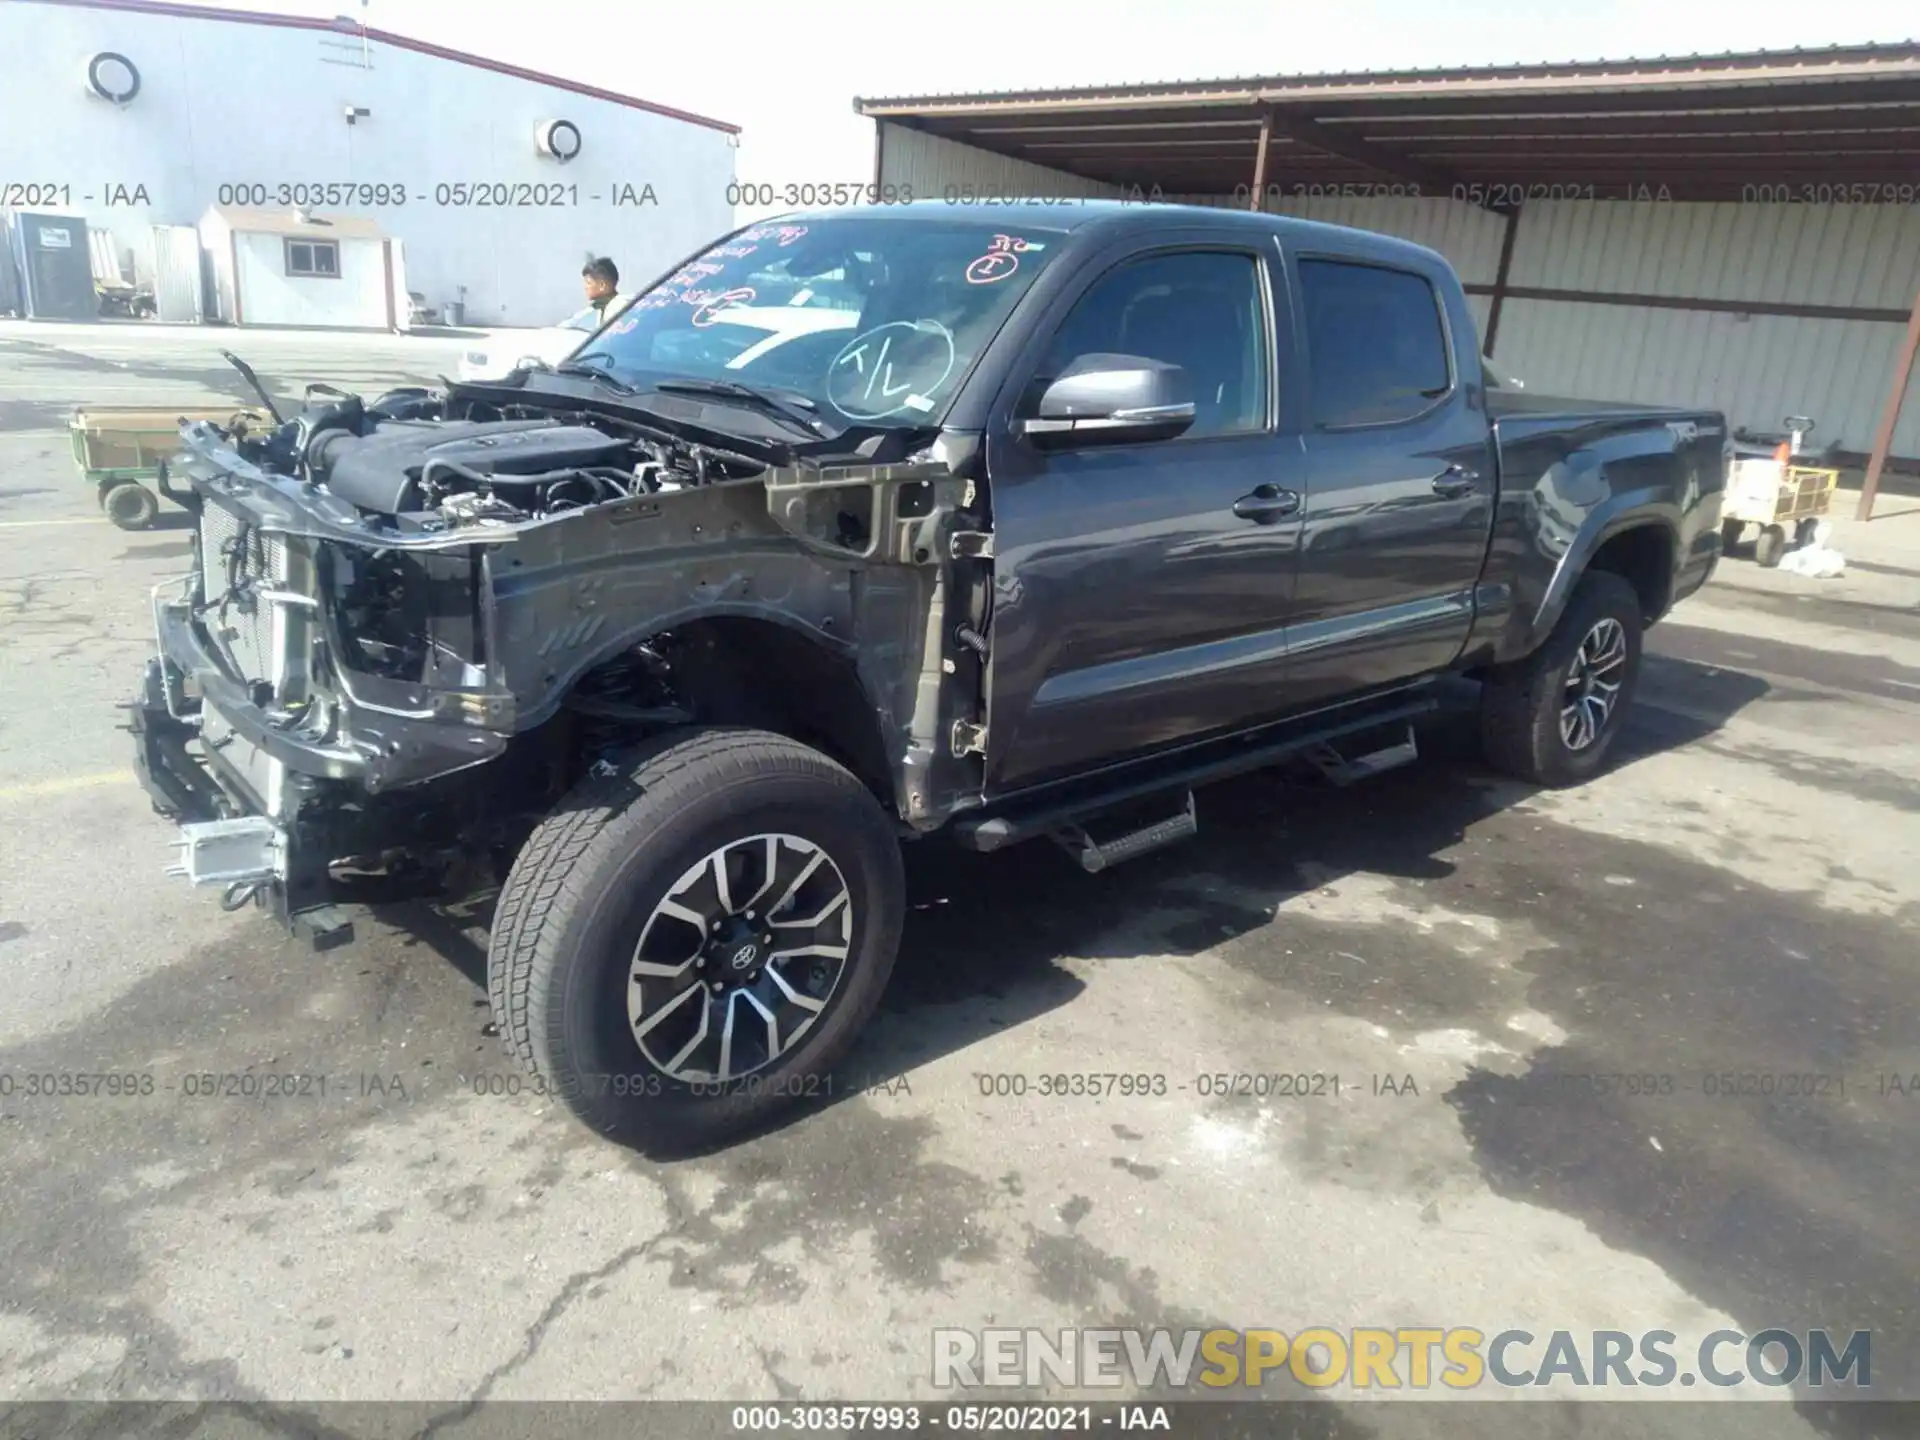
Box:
[1719, 415, 1841, 567]
[69, 405, 270, 530]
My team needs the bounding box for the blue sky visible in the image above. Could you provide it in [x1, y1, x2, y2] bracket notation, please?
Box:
[195, 0, 1916, 194]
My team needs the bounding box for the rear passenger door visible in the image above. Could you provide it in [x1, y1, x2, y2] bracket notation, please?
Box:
[1284, 254, 1495, 706]
[982, 237, 1303, 794]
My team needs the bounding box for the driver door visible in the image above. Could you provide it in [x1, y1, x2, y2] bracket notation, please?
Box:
[979, 236, 1307, 795]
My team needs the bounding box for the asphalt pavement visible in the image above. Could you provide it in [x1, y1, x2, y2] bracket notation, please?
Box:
[1, 319, 1917, 1438]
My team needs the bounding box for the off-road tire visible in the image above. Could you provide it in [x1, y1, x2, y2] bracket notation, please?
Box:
[1480, 571, 1643, 787]
[101, 481, 158, 530]
[486, 727, 905, 1153]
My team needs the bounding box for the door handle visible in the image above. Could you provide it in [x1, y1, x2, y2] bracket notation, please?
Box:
[1232, 485, 1300, 523]
[1431, 464, 1479, 499]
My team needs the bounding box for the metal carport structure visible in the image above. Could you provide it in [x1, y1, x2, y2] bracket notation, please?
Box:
[857, 44, 1920, 519]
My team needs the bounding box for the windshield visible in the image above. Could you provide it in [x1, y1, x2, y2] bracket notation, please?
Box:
[572, 216, 1068, 426]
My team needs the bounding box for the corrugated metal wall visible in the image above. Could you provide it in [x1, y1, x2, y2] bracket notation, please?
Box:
[876, 122, 1125, 203]
[877, 127, 1920, 456]
[1497, 202, 1920, 456]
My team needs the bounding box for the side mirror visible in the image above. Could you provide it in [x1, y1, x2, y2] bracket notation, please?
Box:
[1016, 353, 1195, 447]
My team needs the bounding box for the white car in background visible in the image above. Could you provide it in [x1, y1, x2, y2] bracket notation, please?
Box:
[456, 301, 622, 383]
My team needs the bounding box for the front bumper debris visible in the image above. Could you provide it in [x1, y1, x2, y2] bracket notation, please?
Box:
[166, 816, 286, 888]
[129, 662, 357, 947]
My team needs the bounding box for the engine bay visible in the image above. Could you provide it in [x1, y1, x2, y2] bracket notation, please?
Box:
[219, 383, 773, 529]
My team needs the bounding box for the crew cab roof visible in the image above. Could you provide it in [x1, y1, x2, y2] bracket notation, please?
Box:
[767, 200, 1453, 272]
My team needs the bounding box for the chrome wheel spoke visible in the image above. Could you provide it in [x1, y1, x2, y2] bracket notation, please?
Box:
[632, 978, 703, 1040]
[709, 850, 735, 915]
[663, 1001, 714, 1075]
[766, 963, 826, 1014]
[768, 888, 849, 929]
[769, 941, 850, 963]
[656, 897, 709, 930]
[768, 850, 827, 920]
[740, 835, 782, 912]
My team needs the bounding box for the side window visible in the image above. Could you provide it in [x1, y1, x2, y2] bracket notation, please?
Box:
[1297, 259, 1451, 427]
[1028, 251, 1269, 438]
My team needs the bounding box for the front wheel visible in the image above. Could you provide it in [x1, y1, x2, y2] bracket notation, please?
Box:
[1480, 571, 1644, 787]
[487, 728, 905, 1153]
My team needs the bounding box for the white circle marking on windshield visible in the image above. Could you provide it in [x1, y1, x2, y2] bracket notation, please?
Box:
[826, 320, 957, 421]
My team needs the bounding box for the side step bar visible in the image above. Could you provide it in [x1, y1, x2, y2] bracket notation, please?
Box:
[1052, 793, 1198, 873]
[1307, 726, 1420, 787]
[954, 690, 1437, 855]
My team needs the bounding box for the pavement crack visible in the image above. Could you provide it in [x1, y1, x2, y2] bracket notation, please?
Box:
[417, 1235, 668, 1433]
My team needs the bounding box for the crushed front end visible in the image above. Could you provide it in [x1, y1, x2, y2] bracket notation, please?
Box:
[131, 416, 524, 940]
[128, 378, 983, 942]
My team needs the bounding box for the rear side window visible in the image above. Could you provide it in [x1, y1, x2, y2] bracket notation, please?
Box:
[1298, 258, 1451, 427]
[1030, 250, 1269, 438]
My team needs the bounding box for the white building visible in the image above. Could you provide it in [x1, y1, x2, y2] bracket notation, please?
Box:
[0, 0, 740, 327]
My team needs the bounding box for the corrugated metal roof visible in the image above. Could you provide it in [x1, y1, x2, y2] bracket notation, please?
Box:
[856, 42, 1920, 111]
[861, 42, 1920, 205]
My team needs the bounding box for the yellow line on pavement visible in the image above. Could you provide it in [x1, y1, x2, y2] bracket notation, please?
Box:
[0, 517, 106, 529]
[0, 771, 131, 802]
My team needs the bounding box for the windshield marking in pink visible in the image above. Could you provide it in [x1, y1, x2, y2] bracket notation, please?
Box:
[667, 261, 726, 286]
[691, 287, 757, 327]
[966, 234, 1032, 285]
[736, 224, 809, 247]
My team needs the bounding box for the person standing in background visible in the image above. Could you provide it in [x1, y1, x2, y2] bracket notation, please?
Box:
[582, 257, 627, 318]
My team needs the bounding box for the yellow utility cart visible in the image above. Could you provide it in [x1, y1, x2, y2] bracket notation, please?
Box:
[1719, 416, 1840, 567]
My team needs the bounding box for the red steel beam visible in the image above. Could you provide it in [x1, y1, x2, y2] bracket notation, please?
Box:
[1856, 279, 1920, 521]
[1248, 109, 1273, 210]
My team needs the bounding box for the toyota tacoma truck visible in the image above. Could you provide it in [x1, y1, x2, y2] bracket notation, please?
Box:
[128, 202, 1726, 1150]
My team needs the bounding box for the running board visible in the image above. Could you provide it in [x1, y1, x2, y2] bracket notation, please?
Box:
[1306, 726, 1420, 787]
[954, 689, 1438, 855]
[1052, 793, 1198, 873]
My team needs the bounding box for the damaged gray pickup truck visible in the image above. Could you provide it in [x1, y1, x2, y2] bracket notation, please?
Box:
[130, 202, 1726, 1149]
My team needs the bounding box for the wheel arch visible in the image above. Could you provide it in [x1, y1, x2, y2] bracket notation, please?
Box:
[1524, 500, 1680, 655]
[530, 604, 900, 815]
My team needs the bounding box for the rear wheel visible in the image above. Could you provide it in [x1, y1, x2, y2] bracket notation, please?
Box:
[487, 728, 905, 1153]
[1480, 571, 1643, 786]
[101, 481, 158, 530]
[1719, 517, 1744, 554]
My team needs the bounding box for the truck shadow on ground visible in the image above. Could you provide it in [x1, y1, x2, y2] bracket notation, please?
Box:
[396, 651, 1781, 1165]
[863, 649, 1914, 1432]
